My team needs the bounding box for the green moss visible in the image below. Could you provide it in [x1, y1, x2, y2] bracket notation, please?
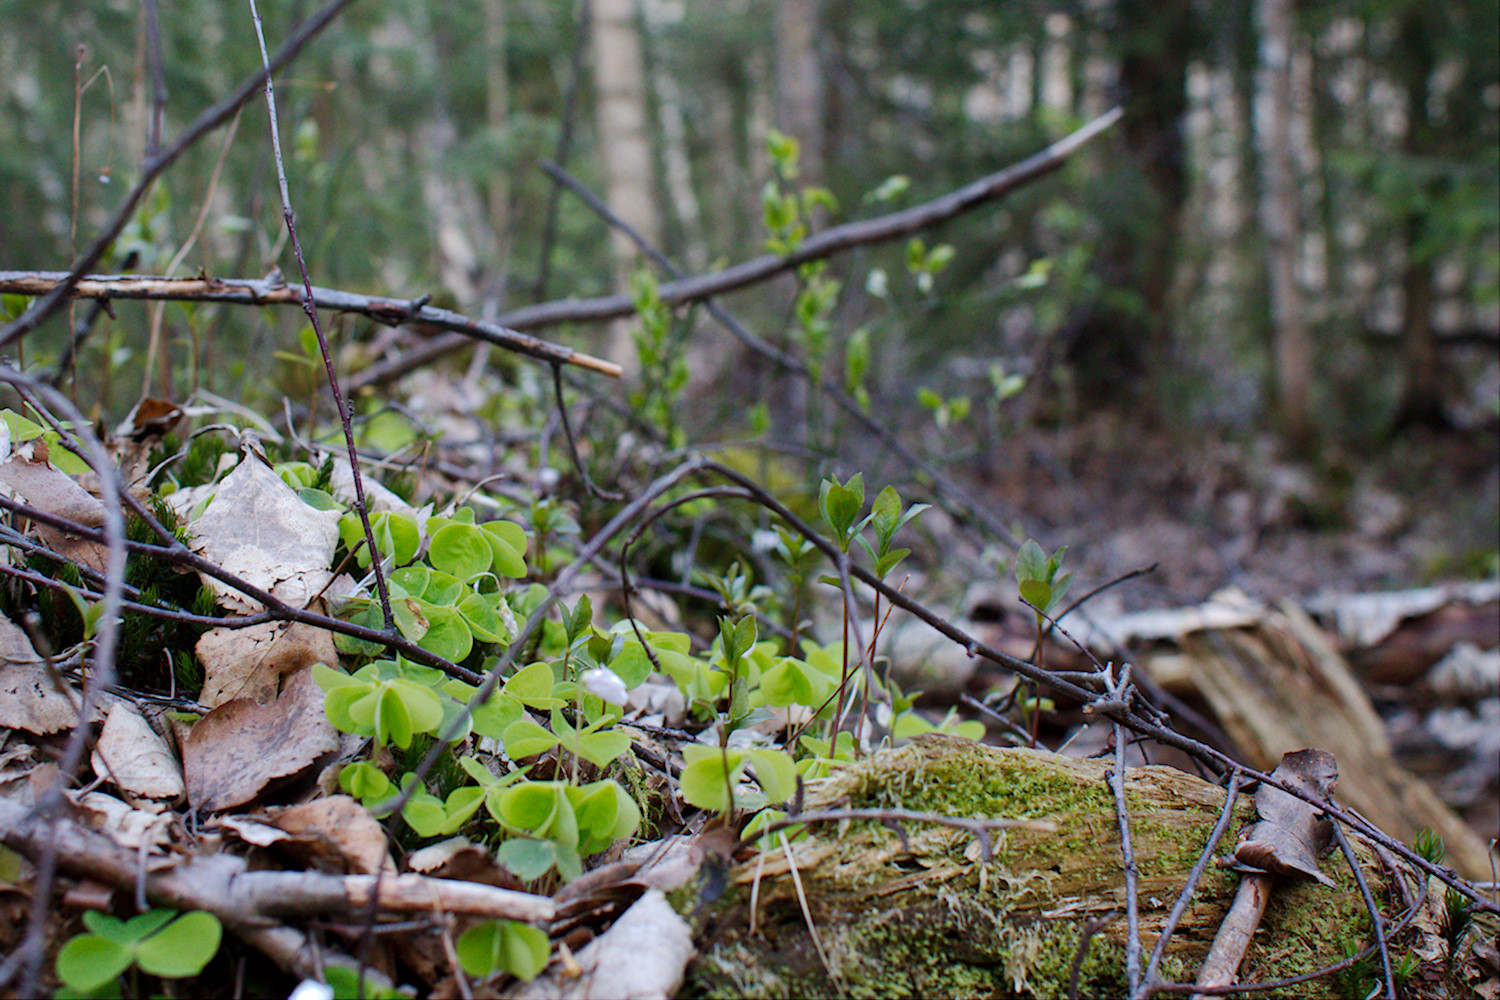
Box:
[683, 739, 1393, 999]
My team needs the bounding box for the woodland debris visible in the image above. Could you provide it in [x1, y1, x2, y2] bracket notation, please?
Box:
[195, 619, 339, 709]
[1194, 749, 1340, 996]
[0, 614, 80, 735]
[90, 702, 184, 801]
[1167, 600, 1492, 877]
[685, 736, 1388, 999]
[0, 795, 556, 925]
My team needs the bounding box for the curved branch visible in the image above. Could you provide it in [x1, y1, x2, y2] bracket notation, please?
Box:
[346, 106, 1124, 388]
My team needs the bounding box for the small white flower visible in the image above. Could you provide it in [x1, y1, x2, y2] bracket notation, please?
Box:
[582, 666, 629, 706]
[288, 980, 334, 1000]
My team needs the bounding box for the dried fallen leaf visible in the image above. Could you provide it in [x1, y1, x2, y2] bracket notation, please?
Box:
[71, 791, 173, 853]
[184, 668, 341, 812]
[1234, 747, 1339, 886]
[187, 451, 341, 613]
[0, 612, 80, 735]
[196, 619, 340, 709]
[0, 439, 110, 573]
[258, 795, 395, 875]
[91, 702, 185, 800]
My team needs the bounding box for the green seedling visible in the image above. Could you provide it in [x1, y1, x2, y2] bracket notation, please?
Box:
[485, 778, 641, 881]
[456, 919, 550, 982]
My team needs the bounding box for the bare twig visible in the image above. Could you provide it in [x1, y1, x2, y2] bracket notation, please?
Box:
[0, 367, 127, 997]
[1139, 774, 1243, 997]
[1109, 715, 1142, 992]
[246, 0, 395, 634]
[1331, 820, 1394, 1000]
[0, 271, 621, 377]
[739, 806, 1056, 859]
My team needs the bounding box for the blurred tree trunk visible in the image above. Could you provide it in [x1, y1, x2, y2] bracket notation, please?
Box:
[773, 0, 826, 189]
[484, 0, 511, 267]
[1081, 0, 1192, 388]
[590, 0, 658, 372]
[1258, 0, 1312, 448]
[1393, 7, 1444, 429]
[641, 0, 706, 274]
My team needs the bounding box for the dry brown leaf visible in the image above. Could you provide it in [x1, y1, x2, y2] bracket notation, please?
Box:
[0, 613, 80, 735]
[71, 791, 173, 853]
[196, 620, 339, 709]
[91, 702, 184, 800]
[1234, 747, 1339, 886]
[187, 451, 341, 613]
[183, 668, 341, 812]
[407, 837, 527, 890]
[0, 439, 111, 573]
[258, 795, 395, 875]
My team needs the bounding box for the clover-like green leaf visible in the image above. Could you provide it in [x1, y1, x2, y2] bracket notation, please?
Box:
[457, 919, 550, 982]
[430, 522, 494, 579]
[415, 602, 473, 663]
[56, 933, 132, 992]
[504, 661, 564, 709]
[680, 745, 748, 815]
[575, 729, 631, 768]
[502, 718, 560, 760]
[749, 748, 799, 803]
[570, 780, 641, 855]
[134, 911, 222, 978]
[458, 591, 510, 643]
[481, 520, 528, 578]
[339, 762, 394, 802]
[495, 837, 558, 881]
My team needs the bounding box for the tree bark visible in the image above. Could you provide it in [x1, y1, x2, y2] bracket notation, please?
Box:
[773, 0, 826, 189]
[1393, 8, 1445, 429]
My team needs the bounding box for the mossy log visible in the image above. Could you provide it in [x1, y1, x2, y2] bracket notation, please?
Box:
[683, 735, 1391, 999]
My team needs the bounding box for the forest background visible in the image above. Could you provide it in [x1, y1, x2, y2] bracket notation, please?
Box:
[0, 0, 1496, 680]
[2, 0, 1496, 602]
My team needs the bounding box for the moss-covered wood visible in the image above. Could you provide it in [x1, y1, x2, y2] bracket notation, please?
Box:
[682, 735, 1392, 999]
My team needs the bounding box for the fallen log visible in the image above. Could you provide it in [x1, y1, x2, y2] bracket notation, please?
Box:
[683, 735, 1396, 999]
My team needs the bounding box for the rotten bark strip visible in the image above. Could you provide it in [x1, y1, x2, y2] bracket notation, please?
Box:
[1193, 749, 1339, 996]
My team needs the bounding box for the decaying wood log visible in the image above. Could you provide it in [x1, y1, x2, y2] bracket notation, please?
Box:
[1156, 600, 1492, 878]
[684, 735, 1393, 999]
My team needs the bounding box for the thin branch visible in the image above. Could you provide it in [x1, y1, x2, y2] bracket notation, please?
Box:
[536, 158, 1032, 550]
[344, 106, 1125, 390]
[0, 367, 126, 997]
[246, 0, 395, 635]
[740, 806, 1057, 859]
[1139, 774, 1243, 997]
[0, 271, 620, 377]
[1110, 715, 1142, 995]
[1331, 820, 1394, 1000]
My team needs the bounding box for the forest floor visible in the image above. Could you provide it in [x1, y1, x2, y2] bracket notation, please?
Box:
[960, 406, 1500, 846]
[978, 409, 1500, 613]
